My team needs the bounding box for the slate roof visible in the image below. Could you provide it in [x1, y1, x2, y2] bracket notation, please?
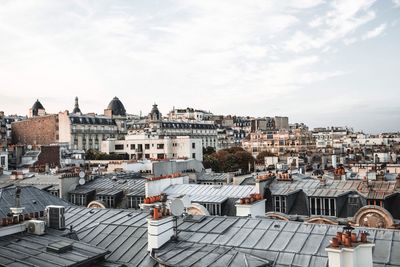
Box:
[197, 172, 230, 182]
[0, 186, 72, 219]
[270, 178, 399, 200]
[155, 216, 400, 267]
[63, 207, 400, 267]
[163, 184, 256, 200]
[64, 206, 156, 267]
[75, 177, 146, 196]
[161, 122, 216, 130]
[107, 97, 126, 116]
[69, 115, 116, 125]
[0, 232, 109, 267]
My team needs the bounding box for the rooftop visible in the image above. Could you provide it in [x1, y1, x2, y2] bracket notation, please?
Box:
[0, 186, 71, 219]
[0, 232, 109, 267]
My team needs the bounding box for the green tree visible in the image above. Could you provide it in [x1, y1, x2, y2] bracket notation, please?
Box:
[203, 147, 255, 173]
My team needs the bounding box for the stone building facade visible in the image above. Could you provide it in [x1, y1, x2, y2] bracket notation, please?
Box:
[11, 98, 126, 151]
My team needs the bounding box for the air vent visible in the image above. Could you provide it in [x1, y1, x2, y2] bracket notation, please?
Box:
[46, 241, 73, 253]
[46, 206, 65, 230]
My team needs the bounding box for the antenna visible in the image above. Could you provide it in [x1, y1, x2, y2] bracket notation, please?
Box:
[79, 171, 86, 185]
[170, 199, 185, 240]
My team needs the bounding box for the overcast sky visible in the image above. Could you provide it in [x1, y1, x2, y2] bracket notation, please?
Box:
[0, 0, 399, 133]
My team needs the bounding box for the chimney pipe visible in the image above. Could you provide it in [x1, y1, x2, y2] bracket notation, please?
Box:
[326, 231, 374, 267]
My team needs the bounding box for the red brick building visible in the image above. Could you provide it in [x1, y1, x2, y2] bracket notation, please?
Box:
[12, 114, 59, 146]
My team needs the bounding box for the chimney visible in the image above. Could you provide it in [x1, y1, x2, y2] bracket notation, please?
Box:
[236, 194, 265, 218]
[147, 208, 174, 252]
[332, 154, 337, 168]
[396, 174, 400, 189]
[326, 230, 374, 267]
[9, 187, 25, 223]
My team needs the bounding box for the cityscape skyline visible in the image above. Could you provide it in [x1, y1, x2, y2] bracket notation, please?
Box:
[1, 0, 399, 133]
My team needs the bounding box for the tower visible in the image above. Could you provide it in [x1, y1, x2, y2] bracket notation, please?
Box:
[72, 97, 82, 115]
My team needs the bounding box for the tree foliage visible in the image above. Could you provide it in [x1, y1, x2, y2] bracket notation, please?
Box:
[203, 146, 216, 156]
[85, 149, 128, 160]
[203, 147, 254, 173]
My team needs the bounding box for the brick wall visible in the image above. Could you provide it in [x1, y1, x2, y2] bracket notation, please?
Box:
[35, 145, 61, 167]
[12, 115, 58, 145]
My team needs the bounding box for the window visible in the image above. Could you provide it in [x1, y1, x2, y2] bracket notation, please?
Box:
[157, 144, 164, 149]
[157, 154, 165, 159]
[129, 196, 143, 209]
[202, 203, 222, 215]
[70, 194, 86, 206]
[192, 143, 196, 149]
[309, 197, 336, 216]
[97, 195, 115, 208]
[130, 144, 136, 150]
[145, 144, 150, 149]
[192, 153, 196, 159]
[274, 196, 286, 213]
[0, 156, 5, 166]
[145, 154, 150, 159]
[115, 144, 124, 150]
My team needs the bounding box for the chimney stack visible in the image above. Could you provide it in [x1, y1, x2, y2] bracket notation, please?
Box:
[326, 230, 374, 267]
[9, 187, 25, 223]
[236, 194, 265, 218]
[147, 207, 174, 252]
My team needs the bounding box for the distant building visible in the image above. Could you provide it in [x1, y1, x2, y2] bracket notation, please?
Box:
[12, 98, 125, 151]
[242, 128, 315, 157]
[250, 116, 289, 132]
[0, 111, 7, 151]
[29, 99, 46, 117]
[168, 107, 213, 121]
[101, 133, 203, 161]
[129, 104, 218, 150]
[0, 151, 7, 171]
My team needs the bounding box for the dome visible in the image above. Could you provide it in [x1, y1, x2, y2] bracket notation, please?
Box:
[107, 97, 126, 116]
[31, 99, 45, 116]
[149, 103, 162, 121]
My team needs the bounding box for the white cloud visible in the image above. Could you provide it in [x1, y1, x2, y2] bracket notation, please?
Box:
[343, 38, 357, 45]
[0, 0, 395, 130]
[393, 0, 400, 8]
[362, 23, 386, 40]
[286, 0, 377, 53]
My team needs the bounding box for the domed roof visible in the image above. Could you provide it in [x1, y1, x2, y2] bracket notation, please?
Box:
[107, 96, 126, 116]
[32, 99, 44, 110]
[151, 103, 160, 115]
[31, 99, 45, 116]
[149, 103, 162, 121]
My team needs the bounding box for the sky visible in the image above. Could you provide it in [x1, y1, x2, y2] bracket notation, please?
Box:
[0, 0, 399, 133]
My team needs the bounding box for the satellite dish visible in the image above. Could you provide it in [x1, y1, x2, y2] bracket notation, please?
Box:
[79, 178, 85, 185]
[170, 199, 185, 217]
[79, 171, 85, 178]
[27, 145, 32, 150]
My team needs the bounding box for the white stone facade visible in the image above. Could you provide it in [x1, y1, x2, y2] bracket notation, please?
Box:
[101, 133, 203, 161]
